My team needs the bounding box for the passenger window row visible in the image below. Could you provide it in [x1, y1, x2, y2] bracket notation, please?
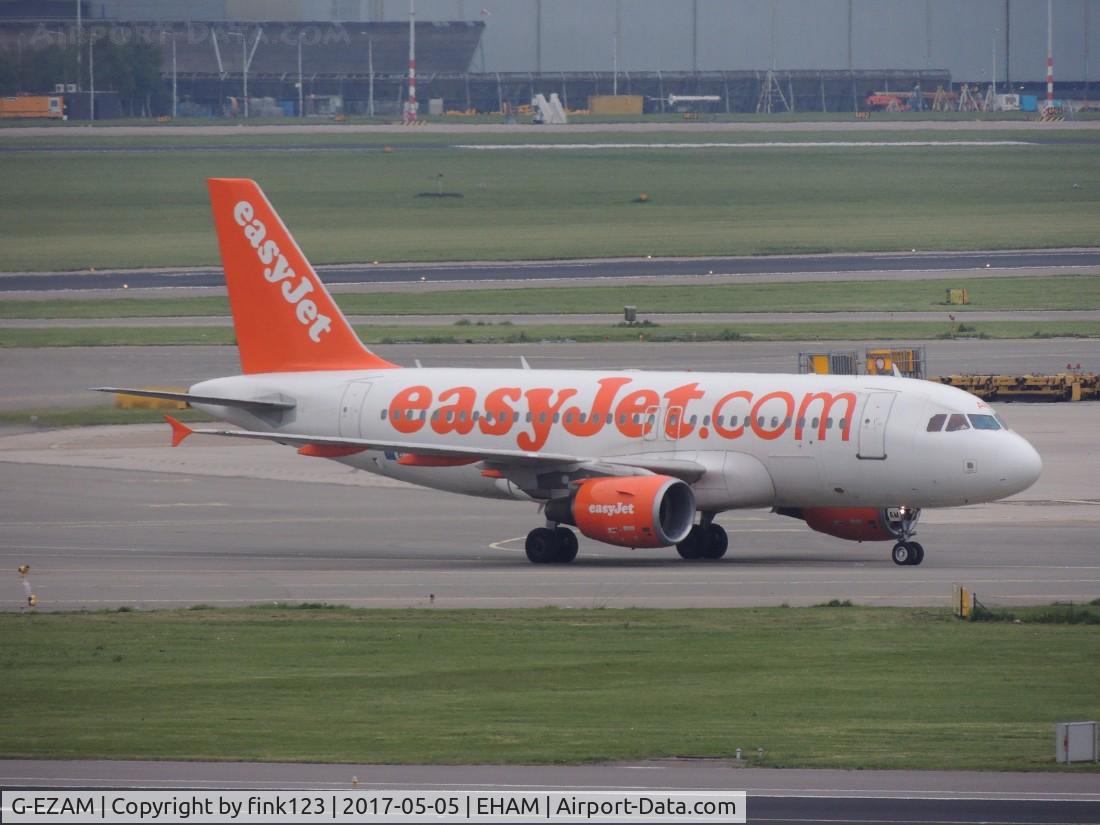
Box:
[382, 406, 845, 432]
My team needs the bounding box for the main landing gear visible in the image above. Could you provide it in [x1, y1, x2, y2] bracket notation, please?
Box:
[525, 525, 579, 564]
[676, 514, 728, 561]
[888, 507, 924, 566]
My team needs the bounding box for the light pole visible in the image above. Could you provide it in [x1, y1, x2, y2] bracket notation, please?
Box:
[162, 30, 177, 118]
[992, 28, 998, 97]
[1047, 0, 1054, 104]
[88, 31, 94, 122]
[297, 30, 304, 118]
[241, 32, 248, 117]
[405, 0, 417, 124]
[224, 30, 249, 118]
[612, 0, 620, 95]
[368, 36, 375, 117]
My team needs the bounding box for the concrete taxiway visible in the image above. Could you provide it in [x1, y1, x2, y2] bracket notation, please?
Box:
[0, 402, 1096, 611]
[2, 249, 1097, 293]
[5, 309, 1099, 329]
[3, 339, 1099, 411]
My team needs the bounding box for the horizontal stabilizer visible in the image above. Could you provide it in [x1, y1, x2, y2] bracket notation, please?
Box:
[92, 387, 295, 412]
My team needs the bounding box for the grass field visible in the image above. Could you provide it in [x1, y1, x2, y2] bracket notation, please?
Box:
[2, 129, 1097, 151]
[2, 320, 1097, 349]
[2, 606, 1097, 769]
[3, 275, 1097, 319]
[2, 137, 1099, 271]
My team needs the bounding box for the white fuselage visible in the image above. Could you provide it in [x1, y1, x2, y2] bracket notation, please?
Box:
[191, 367, 1042, 513]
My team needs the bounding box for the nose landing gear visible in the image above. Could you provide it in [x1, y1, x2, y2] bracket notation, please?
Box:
[887, 507, 924, 566]
[891, 540, 925, 566]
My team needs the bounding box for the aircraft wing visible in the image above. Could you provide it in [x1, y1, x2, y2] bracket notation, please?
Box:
[166, 418, 704, 481]
[177, 422, 583, 465]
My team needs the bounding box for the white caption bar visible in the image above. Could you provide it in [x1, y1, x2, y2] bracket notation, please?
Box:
[1, 790, 747, 824]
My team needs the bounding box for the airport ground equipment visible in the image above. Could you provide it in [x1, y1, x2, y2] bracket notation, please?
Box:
[1055, 722, 1098, 764]
[933, 373, 1100, 402]
[798, 350, 859, 376]
[946, 288, 970, 305]
[796, 349, 1099, 402]
[866, 347, 926, 379]
[587, 94, 643, 115]
[952, 584, 976, 619]
[0, 95, 64, 119]
[112, 387, 190, 410]
[798, 347, 925, 379]
[532, 93, 567, 124]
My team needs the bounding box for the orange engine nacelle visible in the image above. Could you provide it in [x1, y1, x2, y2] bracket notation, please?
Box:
[545, 475, 695, 549]
[799, 507, 897, 542]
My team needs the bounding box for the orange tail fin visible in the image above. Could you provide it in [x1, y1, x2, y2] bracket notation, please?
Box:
[207, 178, 396, 374]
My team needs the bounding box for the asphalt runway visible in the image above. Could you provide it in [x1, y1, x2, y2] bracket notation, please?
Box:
[3, 339, 1098, 411]
[3, 760, 1099, 825]
[0, 402, 1096, 611]
[6, 309, 1099, 328]
[3, 249, 1098, 291]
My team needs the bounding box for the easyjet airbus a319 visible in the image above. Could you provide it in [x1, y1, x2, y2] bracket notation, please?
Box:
[97, 179, 1042, 566]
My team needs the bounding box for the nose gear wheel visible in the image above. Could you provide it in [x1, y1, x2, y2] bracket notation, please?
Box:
[886, 508, 924, 566]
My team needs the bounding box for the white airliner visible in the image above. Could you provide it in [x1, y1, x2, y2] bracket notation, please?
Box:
[96, 179, 1042, 566]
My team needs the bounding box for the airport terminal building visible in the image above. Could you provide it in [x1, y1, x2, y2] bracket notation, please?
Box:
[1, 0, 1096, 116]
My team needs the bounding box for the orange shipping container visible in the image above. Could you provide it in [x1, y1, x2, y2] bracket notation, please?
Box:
[0, 96, 64, 119]
[587, 95, 644, 115]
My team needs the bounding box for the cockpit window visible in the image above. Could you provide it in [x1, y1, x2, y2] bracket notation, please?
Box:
[926, 414, 947, 432]
[968, 414, 1002, 430]
[945, 413, 970, 432]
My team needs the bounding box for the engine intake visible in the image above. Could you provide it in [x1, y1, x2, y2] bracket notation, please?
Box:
[546, 475, 695, 548]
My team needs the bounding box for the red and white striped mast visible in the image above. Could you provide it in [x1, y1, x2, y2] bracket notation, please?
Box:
[404, 0, 417, 123]
[1046, 0, 1054, 106]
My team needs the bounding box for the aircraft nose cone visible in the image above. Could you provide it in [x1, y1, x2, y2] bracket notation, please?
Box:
[1007, 436, 1042, 495]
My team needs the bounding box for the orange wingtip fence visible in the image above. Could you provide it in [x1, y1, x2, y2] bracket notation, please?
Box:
[165, 415, 195, 447]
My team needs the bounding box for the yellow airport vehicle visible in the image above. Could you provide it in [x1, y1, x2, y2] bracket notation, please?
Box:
[933, 373, 1100, 402]
[866, 347, 926, 379]
[114, 387, 189, 410]
[946, 288, 969, 305]
[799, 347, 926, 379]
